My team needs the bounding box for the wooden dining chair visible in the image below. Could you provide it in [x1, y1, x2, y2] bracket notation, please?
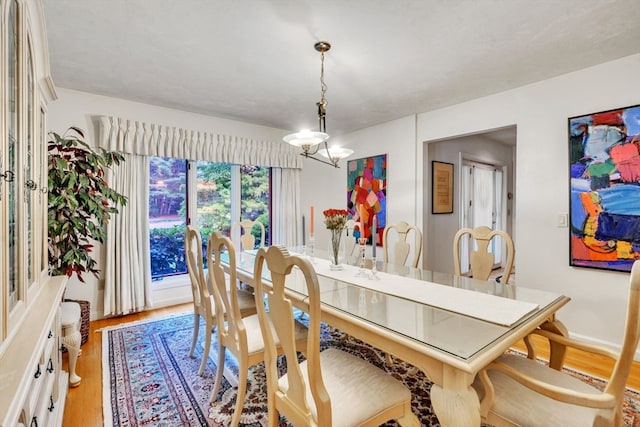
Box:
[382, 221, 422, 268]
[231, 218, 266, 252]
[207, 233, 308, 427]
[253, 245, 420, 426]
[474, 259, 640, 427]
[453, 226, 515, 284]
[184, 226, 257, 376]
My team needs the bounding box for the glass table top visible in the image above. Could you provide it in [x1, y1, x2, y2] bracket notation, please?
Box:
[231, 248, 566, 361]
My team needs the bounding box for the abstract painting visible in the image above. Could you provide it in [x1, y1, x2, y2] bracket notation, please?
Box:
[569, 104, 640, 272]
[347, 154, 387, 246]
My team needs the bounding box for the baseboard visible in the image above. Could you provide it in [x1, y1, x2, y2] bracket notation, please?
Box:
[569, 331, 640, 361]
[149, 295, 192, 309]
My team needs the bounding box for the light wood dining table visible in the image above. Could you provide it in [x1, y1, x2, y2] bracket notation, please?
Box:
[228, 248, 570, 427]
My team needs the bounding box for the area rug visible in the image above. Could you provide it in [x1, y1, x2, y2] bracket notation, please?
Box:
[103, 312, 640, 426]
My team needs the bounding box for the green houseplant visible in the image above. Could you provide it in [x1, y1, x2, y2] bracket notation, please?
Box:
[48, 127, 127, 282]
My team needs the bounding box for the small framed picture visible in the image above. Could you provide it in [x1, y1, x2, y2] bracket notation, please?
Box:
[432, 161, 454, 214]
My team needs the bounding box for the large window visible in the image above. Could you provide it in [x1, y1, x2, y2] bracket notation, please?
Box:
[149, 157, 271, 281]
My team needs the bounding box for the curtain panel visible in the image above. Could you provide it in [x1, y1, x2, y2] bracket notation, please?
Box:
[103, 153, 153, 316]
[97, 115, 303, 169]
[271, 167, 301, 247]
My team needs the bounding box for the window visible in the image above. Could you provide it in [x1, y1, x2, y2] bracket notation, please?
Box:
[149, 157, 188, 280]
[149, 158, 271, 282]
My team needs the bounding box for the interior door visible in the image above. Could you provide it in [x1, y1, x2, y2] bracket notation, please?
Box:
[459, 161, 506, 274]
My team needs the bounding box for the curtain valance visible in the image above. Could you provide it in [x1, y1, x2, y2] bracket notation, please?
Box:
[97, 115, 303, 169]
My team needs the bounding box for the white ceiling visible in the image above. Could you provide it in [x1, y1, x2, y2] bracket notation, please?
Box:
[43, 0, 640, 141]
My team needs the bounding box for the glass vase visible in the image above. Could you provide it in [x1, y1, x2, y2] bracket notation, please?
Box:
[328, 228, 344, 270]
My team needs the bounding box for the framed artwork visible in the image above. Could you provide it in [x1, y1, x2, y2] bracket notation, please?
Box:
[569, 103, 640, 272]
[432, 161, 454, 214]
[347, 154, 387, 246]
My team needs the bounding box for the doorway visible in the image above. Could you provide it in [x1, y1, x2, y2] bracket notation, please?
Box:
[458, 159, 508, 275]
[424, 125, 516, 275]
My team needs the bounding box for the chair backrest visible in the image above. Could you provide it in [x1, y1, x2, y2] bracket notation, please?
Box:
[231, 219, 266, 252]
[184, 226, 211, 317]
[254, 246, 330, 425]
[382, 221, 422, 268]
[453, 226, 514, 284]
[207, 231, 247, 347]
[607, 260, 640, 410]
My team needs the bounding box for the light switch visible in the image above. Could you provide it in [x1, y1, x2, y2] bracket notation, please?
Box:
[557, 213, 568, 227]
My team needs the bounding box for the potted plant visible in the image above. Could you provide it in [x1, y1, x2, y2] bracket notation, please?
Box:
[48, 126, 127, 282]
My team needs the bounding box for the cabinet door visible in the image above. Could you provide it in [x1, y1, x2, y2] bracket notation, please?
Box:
[5, 0, 22, 316]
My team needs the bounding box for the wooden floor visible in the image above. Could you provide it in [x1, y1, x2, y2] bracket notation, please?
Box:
[62, 303, 640, 426]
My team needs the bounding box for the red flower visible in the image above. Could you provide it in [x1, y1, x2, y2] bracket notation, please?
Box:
[323, 209, 348, 230]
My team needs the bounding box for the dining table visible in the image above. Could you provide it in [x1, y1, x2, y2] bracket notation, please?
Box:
[229, 247, 570, 427]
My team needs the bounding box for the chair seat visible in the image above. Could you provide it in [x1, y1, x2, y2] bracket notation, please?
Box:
[60, 301, 81, 327]
[279, 348, 411, 426]
[474, 354, 606, 427]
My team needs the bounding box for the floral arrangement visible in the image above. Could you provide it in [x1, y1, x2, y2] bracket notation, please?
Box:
[324, 209, 348, 268]
[323, 208, 348, 230]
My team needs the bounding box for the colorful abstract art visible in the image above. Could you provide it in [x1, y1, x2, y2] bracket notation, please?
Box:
[347, 154, 387, 246]
[569, 104, 640, 272]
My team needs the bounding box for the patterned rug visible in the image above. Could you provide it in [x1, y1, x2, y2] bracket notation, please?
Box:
[103, 312, 640, 426]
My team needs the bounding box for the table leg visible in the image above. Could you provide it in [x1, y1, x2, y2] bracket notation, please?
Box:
[540, 316, 569, 370]
[430, 368, 480, 427]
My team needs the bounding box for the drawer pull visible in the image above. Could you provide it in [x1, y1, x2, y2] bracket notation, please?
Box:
[34, 364, 41, 379]
[48, 395, 55, 412]
[47, 358, 54, 373]
[48, 330, 53, 339]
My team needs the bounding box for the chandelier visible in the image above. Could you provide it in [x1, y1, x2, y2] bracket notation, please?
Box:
[283, 41, 354, 168]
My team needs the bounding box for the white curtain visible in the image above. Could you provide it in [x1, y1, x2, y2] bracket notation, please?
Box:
[98, 115, 302, 314]
[103, 153, 152, 316]
[271, 167, 301, 246]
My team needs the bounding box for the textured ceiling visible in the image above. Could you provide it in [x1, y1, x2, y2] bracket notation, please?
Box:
[43, 0, 640, 139]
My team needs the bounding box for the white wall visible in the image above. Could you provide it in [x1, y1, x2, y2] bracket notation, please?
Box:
[303, 53, 640, 352]
[299, 115, 419, 259]
[416, 53, 640, 349]
[47, 88, 289, 319]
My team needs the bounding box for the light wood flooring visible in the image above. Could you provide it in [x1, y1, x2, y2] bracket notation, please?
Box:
[62, 303, 640, 426]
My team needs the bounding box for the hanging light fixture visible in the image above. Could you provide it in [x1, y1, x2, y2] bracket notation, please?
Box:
[283, 41, 354, 168]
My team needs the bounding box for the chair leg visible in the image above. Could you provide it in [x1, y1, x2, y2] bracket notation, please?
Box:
[210, 344, 226, 402]
[230, 365, 248, 427]
[62, 329, 82, 387]
[198, 319, 213, 376]
[266, 396, 279, 427]
[385, 352, 393, 365]
[189, 313, 200, 358]
[397, 402, 421, 427]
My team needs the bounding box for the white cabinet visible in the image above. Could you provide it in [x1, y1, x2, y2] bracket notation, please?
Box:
[0, 0, 64, 425]
[0, 276, 68, 427]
